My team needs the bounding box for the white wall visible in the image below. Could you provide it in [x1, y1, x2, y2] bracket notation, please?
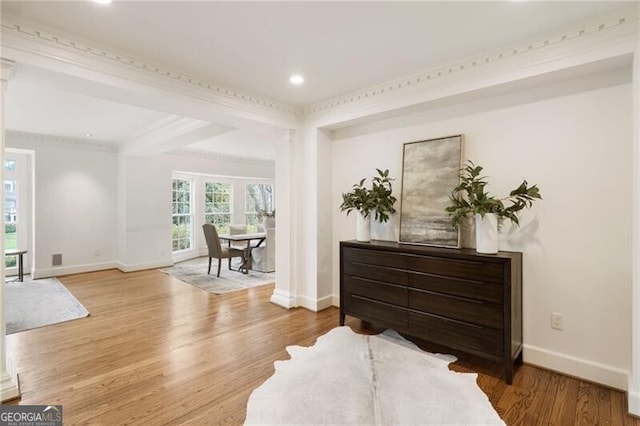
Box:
[7, 135, 118, 277]
[331, 69, 632, 389]
[118, 151, 274, 271]
[4, 133, 275, 274]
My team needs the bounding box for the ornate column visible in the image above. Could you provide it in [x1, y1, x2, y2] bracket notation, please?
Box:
[0, 58, 21, 402]
[271, 128, 297, 308]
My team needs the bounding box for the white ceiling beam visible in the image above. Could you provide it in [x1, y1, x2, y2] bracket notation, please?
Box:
[120, 116, 233, 156]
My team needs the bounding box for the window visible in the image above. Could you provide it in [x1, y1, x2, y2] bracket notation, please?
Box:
[205, 182, 232, 234]
[245, 183, 273, 232]
[172, 178, 193, 252]
[4, 179, 17, 268]
[4, 160, 16, 171]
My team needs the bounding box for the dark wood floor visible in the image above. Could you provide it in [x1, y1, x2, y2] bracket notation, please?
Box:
[4, 268, 638, 425]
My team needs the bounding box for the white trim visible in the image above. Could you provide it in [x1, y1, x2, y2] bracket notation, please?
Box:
[305, 4, 639, 121]
[331, 294, 339, 307]
[172, 248, 200, 264]
[33, 261, 119, 279]
[628, 379, 640, 415]
[270, 289, 296, 309]
[630, 25, 640, 417]
[0, 371, 20, 403]
[523, 344, 629, 391]
[1, 58, 15, 81]
[116, 259, 173, 273]
[0, 16, 302, 122]
[296, 294, 334, 312]
[168, 148, 275, 167]
[6, 130, 118, 152]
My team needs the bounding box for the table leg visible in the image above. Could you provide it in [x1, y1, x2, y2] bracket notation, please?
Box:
[17, 253, 23, 282]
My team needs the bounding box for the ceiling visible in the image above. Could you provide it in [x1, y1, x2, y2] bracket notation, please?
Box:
[1, 1, 633, 161]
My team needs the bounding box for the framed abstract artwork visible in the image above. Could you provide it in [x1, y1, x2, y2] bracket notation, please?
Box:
[399, 135, 463, 247]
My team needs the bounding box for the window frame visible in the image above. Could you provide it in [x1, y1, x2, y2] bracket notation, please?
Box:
[204, 181, 233, 234]
[245, 183, 274, 232]
[172, 177, 194, 253]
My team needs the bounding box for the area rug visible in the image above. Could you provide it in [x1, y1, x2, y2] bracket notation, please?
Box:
[5, 277, 89, 335]
[160, 257, 275, 294]
[245, 326, 505, 425]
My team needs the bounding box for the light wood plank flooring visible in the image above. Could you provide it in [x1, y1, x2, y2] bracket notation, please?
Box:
[4, 268, 639, 425]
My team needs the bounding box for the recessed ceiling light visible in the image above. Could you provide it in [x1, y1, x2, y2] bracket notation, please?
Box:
[85, 133, 93, 138]
[289, 75, 304, 85]
[92, 0, 112, 5]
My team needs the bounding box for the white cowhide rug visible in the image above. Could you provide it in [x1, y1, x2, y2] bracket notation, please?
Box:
[245, 326, 505, 425]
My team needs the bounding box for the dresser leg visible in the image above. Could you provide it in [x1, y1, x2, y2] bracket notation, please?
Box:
[339, 312, 345, 326]
[505, 362, 514, 385]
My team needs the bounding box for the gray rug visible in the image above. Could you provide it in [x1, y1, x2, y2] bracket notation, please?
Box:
[5, 277, 90, 335]
[160, 257, 275, 294]
[245, 327, 505, 425]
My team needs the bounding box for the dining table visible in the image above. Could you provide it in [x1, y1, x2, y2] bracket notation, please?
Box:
[218, 232, 266, 274]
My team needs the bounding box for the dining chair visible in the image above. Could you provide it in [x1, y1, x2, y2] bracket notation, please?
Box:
[202, 224, 246, 277]
[229, 224, 248, 250]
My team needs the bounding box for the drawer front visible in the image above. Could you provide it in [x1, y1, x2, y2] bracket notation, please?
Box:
[409, 311, 503, 358]
[343, 276, 408, 307]
[344, 262, 408, 286]
[408, 289, 502, 329]
[408, 272, 502, 304]
[407, 255, 503, 282]
[343, 247, 408, 269]
[343, 293, 408, 331]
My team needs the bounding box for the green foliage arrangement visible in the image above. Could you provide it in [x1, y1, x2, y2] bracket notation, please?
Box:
[446, 161, 542, 228]
[340, 169, 397, 223]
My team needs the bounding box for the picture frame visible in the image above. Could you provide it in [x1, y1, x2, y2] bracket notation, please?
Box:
[399, 134, 463, 248]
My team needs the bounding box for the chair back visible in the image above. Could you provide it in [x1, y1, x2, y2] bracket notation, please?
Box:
[229, 224, 247, 235]
[202, 224, 223, 258]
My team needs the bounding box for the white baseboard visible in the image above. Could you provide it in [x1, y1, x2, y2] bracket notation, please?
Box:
[33, 261, 118, 279]
[0, 371, 20, 403]
[270, 289, 296, 309]
[296, 294, 334, 312]
[332, 294, 340, 307]
[524, 343, 628, 390]
[173, 249, 203, 263]
[116, 258, 174, 273]
[628, 375, 640, 416]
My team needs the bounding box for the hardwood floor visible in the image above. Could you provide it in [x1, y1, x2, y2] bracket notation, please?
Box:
[4, 268, 639, 425]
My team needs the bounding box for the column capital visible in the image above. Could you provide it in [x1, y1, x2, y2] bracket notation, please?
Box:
[1, 58, 15, 82]
[278, 128, 295, 145]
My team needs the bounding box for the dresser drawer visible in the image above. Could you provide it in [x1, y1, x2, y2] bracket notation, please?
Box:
[344, 262, 408, 286]
[409, 311, 503, 358]
[343, 293, 408, 331]
[407, 255, 503, 282]
[408, 289, 503, 329]
[343, 247, 408, 269]
[343, 276, 408, 307]
[408, 271, 503, 304]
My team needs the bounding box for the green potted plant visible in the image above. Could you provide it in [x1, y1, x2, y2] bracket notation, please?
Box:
[340, 168, 397, 241]
[445, 161, 542, 253]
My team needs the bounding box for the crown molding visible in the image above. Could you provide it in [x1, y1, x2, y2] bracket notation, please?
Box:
[1, 6, 637, 129]
[168, 147, 275, 167]
[127, 114, 184, 141]
[0, 16, 303, 124]
[5, 130, 118, 152]
[305, 4, 639, 123]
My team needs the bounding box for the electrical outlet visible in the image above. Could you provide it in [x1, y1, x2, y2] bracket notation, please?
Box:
[551, 313, 564, 330]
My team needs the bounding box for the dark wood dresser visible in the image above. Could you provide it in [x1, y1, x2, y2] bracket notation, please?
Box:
[339, 240, 523, 384]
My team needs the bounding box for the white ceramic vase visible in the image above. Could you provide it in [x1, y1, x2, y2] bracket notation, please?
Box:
[475, 213, 498, 254]
[356, 211, 371, 242]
